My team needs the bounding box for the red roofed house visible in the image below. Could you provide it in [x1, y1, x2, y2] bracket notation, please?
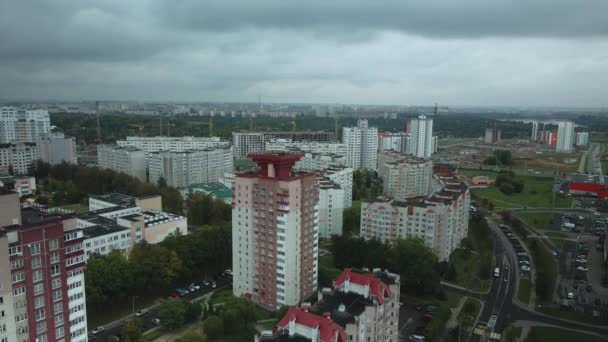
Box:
[257, 268, 400, 342]
[274, 307, 347, 342]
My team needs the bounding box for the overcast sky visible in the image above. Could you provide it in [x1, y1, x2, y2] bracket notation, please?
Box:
[1, 0, 608, 107]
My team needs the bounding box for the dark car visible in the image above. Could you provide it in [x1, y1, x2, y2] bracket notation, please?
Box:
[586, 284, 593, 292]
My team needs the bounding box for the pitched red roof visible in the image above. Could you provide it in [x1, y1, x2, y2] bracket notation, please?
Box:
[333, 268, 391, 304]
[277, 307, 346, 342]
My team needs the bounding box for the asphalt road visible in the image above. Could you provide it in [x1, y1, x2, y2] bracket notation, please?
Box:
[469, 221, 517, 342]
[90, 276, 233, 341]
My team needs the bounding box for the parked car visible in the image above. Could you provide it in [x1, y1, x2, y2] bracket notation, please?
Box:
[135, 309, 148, 317]
[211, 281, 217, 288]
[422, 313, 433, 321]
[170, 291, 181, 299]
[577, 266, 588, 272]
[423, 305, 437, 313]
[593, 310, 599, 318]
[576, 259, 587, 264]
[567, 292, 574, 299]
[203, 280, 210, 287]
[586, 284, 593, 292]
[520, 265, 530, 271]
[225, 269, 233, 276]
[91, 326, 105, 335]
[189, 283, 200, 292]
[175, 288, 189, 296]
[152, 318, 161, 326]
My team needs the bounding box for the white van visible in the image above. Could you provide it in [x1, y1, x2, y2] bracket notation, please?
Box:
[494, 267, 500, 278]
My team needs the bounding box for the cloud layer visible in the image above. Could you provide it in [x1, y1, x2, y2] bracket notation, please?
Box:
[1, 0, 607, 106]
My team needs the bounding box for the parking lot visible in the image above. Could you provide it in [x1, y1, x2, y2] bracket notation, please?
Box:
[552, 211, 608, 322]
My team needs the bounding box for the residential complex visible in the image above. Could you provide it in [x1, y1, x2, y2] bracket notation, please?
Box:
[232, 152, 319, 310]
[147, 146, 233, 187]
[116, 136, 229, 152]
[484, 126, 501, 144]
[79, 193, 187, 259]
[342, 119, 378, 170]
[378, 151, 433, 201]
[576, 131, 589, 146]
[556, 121, 574, 153]
[378, 132, 408, 152]
[97, 144, 147, 181]
[320, 166, 353, 208]
[531, 121, 539, 142]
[258, 268, 400, 342]
[38, 132, 78, 165]
[317, 178, 345, 238]
[295, 152, 348, 172]
[360, 175, 470, 261]
[0, 107, 51, 143]
[0, 176, 36, 197]
[0, 191, 88, 342]
[408, 115, 436, 158]
[265, 139, 347, 156]
[0, 142, 40, 176]
[232, 131, 336, 159]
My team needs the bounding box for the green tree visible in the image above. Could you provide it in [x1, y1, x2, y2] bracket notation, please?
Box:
[342, 206, 361, 236]
[185, 301, 202, 323]
[202, 316, 224, 340]
[122, 318, 145, 342]
[176, 330, 207, 342]
[85, 250, 132, 307]
[386, 239, 441, 295]
[159, 298, 187, 331]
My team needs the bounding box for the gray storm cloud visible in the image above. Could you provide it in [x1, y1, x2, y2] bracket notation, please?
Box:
[1, 0, 607, 106]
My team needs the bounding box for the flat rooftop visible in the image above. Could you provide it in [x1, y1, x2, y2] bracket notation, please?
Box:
[143, 210, 184, 227]
[90, 193, 137, 207]
[82, 216, 129, 238]
[20, 206, 74, 225]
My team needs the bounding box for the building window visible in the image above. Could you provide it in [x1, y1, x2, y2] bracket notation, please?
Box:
[50, 251, 60, 264]
[8, 246, 22, 256]
[49, 239, 59, 251]
[36, 320, 46, 334]
[51, 277, 61, 290]
[35, 308, 45, 321]
[32, 270, 43, 283]
[10, 258, 24, 269]
[11, 272, 24, 283]
[31, 256, 41, 269]
[30, 242, 41, 255]
[50, 264, 60, 276]
[54, 313, 64, 327]
[52, 289, 62, 302]
[33, 283, 44, 295]
[56, 326, 64, 339]
[53, 302, 63, 314]
[34, 295, 45, 309]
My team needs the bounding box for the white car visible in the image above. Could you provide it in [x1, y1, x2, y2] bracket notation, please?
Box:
[135, 309, 148, 317]
[225, 269, 233, 276]
[520, 265, 530, 271]
[567, 292, 574, 299]
[577, 266, 588, 272]
[576, 259, 587, 264]
[152, 318, 161, 325]
[91, 326, 105, 335]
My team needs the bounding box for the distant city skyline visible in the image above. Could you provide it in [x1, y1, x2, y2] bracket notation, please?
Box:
[1, 1, 608, 107]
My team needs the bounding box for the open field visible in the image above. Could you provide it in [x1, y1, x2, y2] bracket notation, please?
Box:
[468, 173, 572, 209]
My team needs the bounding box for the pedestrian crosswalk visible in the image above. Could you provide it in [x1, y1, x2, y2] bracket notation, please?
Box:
[472, 323, 501, 340]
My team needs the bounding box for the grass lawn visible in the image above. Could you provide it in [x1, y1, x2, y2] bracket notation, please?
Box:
[515, 212, 553, 230]
[209, 288, 234, 306]
[526, 326, 607, 342]
[524, 238, 558, 303]
[518, 279, 531, 304]
[426, 292, 463, 342]
[471, 174, 572, 209]
[59, 202, 89, 212]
